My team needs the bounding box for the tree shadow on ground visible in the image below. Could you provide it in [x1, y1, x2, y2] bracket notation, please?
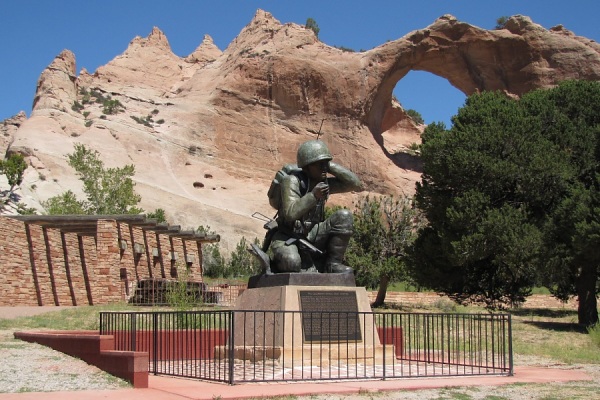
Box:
[510, 308, 576, 318]
[521, 320, 588, 334]
[511, 308, 588, 334]
[1, 190, 23, 202]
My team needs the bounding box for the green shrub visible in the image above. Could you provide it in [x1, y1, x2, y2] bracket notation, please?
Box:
[197, 225, 226, 278]
[131, 115, 152, 127]
[198, 226, 260, 279]
[90, 89, 105, 103]
[432, 298, 465, 313]
[408, 142, 421, 155]
[102, 98, 124, 115]
[72, 101, 84, 112]
[305, 17, 320, 38]
[43, 143, 142, 215]
[227, 237, 261, 277]
[406, 109, 425, 125]
[334, 45, 355, 52]
[345, 195, 422, 292]
[147, 208, 167, 223]
[42, 190, 86, 214]
[588, 323, 600, 349]
[0, 153, 27, 188]
[166, 269, 201, 311]
[15, 203, 37, 215]
[202, 243, 226, 278]
[495, 16, 509, 29]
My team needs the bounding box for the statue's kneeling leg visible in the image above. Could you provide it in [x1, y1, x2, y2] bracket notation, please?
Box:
[325, 209, 354, 274]
[273, 245, 302, 273]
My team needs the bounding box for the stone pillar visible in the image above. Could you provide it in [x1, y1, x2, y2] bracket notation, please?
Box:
[0, 217, 39, 305]
[95, 219, 122, 303]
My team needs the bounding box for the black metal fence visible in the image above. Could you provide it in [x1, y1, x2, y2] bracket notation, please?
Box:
[99, 310, 512, 384]
[126, 279, 244, 307]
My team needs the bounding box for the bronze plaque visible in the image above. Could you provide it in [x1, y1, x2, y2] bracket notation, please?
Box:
[299, 290, 362, 342]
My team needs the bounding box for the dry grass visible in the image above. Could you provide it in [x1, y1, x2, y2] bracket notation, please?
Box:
[509, 308, 600, 364]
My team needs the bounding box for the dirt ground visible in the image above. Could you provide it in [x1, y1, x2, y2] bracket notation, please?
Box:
[0, 306, 78, 320]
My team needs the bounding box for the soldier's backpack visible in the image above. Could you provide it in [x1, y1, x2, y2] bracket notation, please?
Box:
[253, 165, 310, 273]
[267, 163, 305, 210]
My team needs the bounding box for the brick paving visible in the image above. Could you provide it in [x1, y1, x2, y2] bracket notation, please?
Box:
[150, 358, 509, 383]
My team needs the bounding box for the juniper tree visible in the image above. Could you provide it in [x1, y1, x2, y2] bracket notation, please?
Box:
[411, 81, 600, 326]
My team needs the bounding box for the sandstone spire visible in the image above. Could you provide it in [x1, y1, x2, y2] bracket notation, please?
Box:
[93, 27, 184, 94]
[185, 34, 222, 64]
[31, 49, 77, 115]
[129, 26, 172, 51]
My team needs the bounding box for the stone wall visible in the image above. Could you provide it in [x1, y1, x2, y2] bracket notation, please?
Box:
[223, 286, 582, 310]
[0, 216, 205, 306]
[367, 291, 581, 310]
[0, 213, 586, 311]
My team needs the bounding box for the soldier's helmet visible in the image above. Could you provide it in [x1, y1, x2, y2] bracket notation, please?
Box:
[297, 140, 333, 168]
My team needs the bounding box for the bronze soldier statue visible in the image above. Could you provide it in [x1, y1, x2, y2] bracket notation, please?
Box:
[252, 140, 362, 274]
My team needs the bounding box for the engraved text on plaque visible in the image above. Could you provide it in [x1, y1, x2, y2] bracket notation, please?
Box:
[299, 290, 362, 342]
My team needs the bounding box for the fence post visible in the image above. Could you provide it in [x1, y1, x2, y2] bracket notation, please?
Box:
[130, 312, 136, 351]
[153, 313, 158, 375]
[382, 312, 387, 379]
[507, 314, 514, 376]
[228, 310, 235, 384]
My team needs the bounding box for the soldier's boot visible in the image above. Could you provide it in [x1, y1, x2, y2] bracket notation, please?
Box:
[325, 235, 353, 274]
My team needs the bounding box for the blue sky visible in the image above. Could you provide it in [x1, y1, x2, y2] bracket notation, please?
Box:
[1, 1, 598, 126]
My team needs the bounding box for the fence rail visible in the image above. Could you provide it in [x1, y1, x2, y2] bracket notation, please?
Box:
[100, 310, 512, 384]
[126, 279, 244, 307]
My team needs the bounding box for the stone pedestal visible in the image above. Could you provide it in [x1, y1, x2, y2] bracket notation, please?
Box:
[218, 274, 395, 367]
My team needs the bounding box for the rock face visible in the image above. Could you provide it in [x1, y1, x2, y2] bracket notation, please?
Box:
[1, 111, 26, 156]
[3, 11, 600, 250]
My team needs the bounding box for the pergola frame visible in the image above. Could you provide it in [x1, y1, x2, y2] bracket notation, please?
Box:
[8, 214, 220, 243]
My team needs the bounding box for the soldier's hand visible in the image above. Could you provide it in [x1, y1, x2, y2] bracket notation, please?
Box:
[312, 182, 329, 200]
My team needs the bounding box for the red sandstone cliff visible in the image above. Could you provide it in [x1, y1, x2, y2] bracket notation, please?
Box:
[3, 11, 600, 250]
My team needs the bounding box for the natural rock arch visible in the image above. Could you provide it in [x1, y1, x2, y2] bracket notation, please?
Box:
[364, 14, 600, 136]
